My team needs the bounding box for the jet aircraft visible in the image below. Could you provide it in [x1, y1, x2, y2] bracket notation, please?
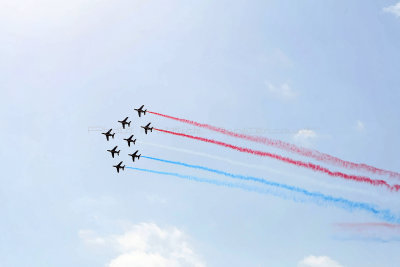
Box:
[134, 105, 147, 117]
[113, 161, 125, 173]
[118, 117, 131, 129]
[141, 123, 153, 134]
[123, 135, 136, 147]
[102, 129, 115, 141]
[107, 146, 120, 158]
[128, 150, 141, 162]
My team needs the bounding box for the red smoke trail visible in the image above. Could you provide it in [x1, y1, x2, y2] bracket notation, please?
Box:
[149, 111, 400, 180]
[154, 128, 400, 192]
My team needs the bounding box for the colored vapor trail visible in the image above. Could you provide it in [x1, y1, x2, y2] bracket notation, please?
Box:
[138, 140, 374, 195]
[153, 128, 400, 192]
[137, 140, 285, 175]
[127, 165, 399, 223]
[148, 111, 400, 179]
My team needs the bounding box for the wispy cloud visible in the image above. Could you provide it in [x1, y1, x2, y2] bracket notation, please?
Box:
[298, 255, 343, 267]
[383, 2, 400, 17]
[79, 222, 205, 267]
[265, 81, 298, 99]
[356, 120, 365, 131]
[294, 129, 317, 146]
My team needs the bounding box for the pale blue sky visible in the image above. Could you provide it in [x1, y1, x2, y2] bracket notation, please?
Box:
[1, 1, 400, 266]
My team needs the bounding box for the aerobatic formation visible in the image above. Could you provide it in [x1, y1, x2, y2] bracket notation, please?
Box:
[101, 105, 152, 173]
[99, 106, 400, 224]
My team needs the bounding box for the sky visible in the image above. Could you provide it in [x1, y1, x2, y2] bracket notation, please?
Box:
[1, 0, 400, 266]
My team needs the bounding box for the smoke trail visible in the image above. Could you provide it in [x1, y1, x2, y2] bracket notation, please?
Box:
[140, 155, 383, 201]
[333, 222, 400, 243]
[137, 140, 284, 175]
[153, 128, 400, 192]
[126, 166, 399, 223]
[148, 111, 400, 179]
[138, 140, 375, 195]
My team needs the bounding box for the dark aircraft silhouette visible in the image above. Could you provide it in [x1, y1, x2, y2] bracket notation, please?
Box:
[107, 146, 120, 158]
[128, 150, 141, 162]
[123, 135, 137, 147]
[118, 117, 131, 129]
[134, 105, 147, 117]
[102, 129, 115, 141]
[141, 123, 153, 134]
[113, 161, 125, 173]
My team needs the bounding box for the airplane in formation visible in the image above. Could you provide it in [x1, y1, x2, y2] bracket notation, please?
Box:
[107, 146, 120, 158]
[134, 105, 147, 117]
[113, 161, 125, 173]
[128, 150, 141, 162]
[118, 117, 131, 129]
[124, 135, 136, 147]
[102, 129, 115, 141]
[141, 123, 153, 134]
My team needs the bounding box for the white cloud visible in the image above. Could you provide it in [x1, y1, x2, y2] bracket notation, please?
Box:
[109, 251, 177, 267]
[79, 222, 205, 267]
[294, 129, 317, 147]
[295, 129, 317, 139]
[356, 120, 365, 131]
[266, 82, 298, 99]
[383, 2, 400, 17]
[298, 255, 343, 267]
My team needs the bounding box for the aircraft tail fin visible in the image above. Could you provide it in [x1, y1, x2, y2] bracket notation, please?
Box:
[144, 110, 147, 114]
[133, 140, 136, 144]
[138, 155, 141, 160]
[122, 166, 125, 171]
[112, 133, 115, 138]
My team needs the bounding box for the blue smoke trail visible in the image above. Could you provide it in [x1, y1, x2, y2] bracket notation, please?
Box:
[137, 156, 399, 223]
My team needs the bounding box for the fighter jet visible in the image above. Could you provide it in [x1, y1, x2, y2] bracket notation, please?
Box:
[134, 105, 147, 117]
[107, 146, 120, 158]
[141, 123, 153, 134]
[123, 135, 136, 147]
[118, 117, 131, 129]
[102, 129, 115, 141]
[128, 150, 141, 162]
[113, 161, 125, 173]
